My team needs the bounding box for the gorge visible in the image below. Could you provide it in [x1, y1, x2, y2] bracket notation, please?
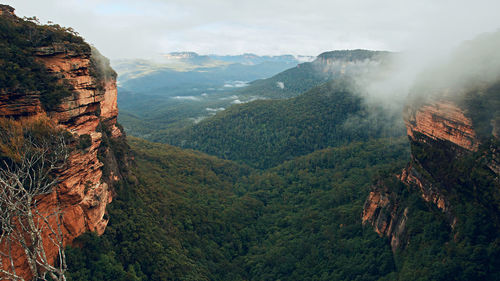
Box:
[0, 3, 499, 280]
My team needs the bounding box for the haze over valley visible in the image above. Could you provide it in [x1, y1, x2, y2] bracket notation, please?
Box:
[0, 1, 499, 280]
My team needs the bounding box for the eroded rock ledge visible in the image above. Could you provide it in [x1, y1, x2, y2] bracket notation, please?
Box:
[0, 5, 126, 278]
[362, 99, 489, 252]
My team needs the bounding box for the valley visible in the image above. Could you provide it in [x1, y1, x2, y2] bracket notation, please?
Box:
[0, 3, 499, 281]
[115, 50, 392, 139]
[115, 52, 307, 136]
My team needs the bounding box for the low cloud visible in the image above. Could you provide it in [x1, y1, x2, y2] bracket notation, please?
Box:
[231, 96, 267, 105]
[206, 107, 225, 112]
[358, 30, 500, 109]
[172, 96, 201, 101]
[190, 116, 208, 124]
[219, 95, 239, 101]
[223, 81, 249, 88]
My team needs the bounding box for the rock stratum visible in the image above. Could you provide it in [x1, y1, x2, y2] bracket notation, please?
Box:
[0, 5, 127, 279]
[362, 28, 500, 254]
[363, 91, 499, 252]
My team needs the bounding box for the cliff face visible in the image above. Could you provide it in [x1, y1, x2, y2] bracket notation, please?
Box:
[0, 6, 126, 278]
[34, 44, 122, 236]
[405, 101, 479, 153]
[363, 94, 499, 252]
[362, 180, 409, 251]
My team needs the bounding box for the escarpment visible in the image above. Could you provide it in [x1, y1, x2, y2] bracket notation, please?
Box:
[363, 86, 499, 252]
[362, 28, 500, 253]
[405, 101, 479, 152]
[0, 5, 128, 278]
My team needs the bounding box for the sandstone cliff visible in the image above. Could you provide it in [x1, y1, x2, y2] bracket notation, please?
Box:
[362, 90, 499, 252]
[0, 5, 127, 279]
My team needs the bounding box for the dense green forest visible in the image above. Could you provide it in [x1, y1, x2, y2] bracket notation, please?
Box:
[66, 137, 410, 281]
[66, 135, 500, 280]
[230, 49, 392, 100]
[3, 7, 500, 280]
[158, 79, 405, 169]
[117, 50, 392, 138]
[115, 54, 301, 137]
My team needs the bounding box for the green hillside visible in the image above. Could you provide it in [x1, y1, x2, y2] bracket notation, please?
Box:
[157, 79, 405, 169]
[117, 50, 393, 138]
[66, 136, 410, 281]
[66, 135, 500, 281]
[231, 49, 392, 100]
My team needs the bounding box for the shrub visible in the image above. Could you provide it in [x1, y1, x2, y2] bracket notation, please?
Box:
[77, 134, 92, 150]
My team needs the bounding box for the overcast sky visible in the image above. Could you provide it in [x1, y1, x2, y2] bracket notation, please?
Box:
[5, 0, 500, 59]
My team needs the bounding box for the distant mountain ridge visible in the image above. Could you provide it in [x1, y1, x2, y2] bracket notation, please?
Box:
[160, 51, 313, 65]
[208, 53, 315, 65]
[112, 52, 303, 92]
[117, 49, 395, 139]
[157, 78, 405, 169]
[232, 49, 393, 99]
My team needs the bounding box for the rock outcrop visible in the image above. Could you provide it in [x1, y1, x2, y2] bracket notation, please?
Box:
[405, 101, 479, 153]
[363, 93, 498, 252]
[362, 180, 409, 251]
[0, 6, 127, 279]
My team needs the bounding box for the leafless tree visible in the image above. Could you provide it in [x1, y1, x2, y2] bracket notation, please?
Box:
[0, 132, 69, 281]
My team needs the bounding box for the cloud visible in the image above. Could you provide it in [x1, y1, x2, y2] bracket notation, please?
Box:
[172, 96, 201, 101]
[5, 0, 500, 59]
[190, 116, 208, 124]
[220, 95, 239, 101]
[231, 96, 267, 104]
[223, 81, 249, 88]
[206, 107, 225, 112]
[276, 82, 285, 89]
[351, 29, 500, 121]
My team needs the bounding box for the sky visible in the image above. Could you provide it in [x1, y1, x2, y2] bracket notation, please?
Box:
[5, 0, 500, 59]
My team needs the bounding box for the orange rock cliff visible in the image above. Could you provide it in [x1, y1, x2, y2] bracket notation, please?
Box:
[362, 93, 499, 251]
[0, 5, 128, 278]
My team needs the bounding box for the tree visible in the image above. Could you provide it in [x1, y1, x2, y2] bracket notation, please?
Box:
[0, 119, 69, 281]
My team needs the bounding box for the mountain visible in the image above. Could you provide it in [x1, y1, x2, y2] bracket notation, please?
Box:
[157, 78, 405, 169]
[113, 52, 301, 93]
[114, 52, 307, 135]
[208, 53, 314, 65]
[116, 49, 393, 138]
[2, 4, 499, 281]
[0, 5, 127, 279]
[231, 49, 392, 100]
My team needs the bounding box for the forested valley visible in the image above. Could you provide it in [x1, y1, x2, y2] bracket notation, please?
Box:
[1, 8, 499, 280]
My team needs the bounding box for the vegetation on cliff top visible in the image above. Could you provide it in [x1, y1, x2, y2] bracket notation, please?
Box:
[373, 136, 500, 280]
[0, 6, 88, 111]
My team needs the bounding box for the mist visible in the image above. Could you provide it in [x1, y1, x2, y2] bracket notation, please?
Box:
[354, 29, 500, 118]
[5, 0, 500, 60]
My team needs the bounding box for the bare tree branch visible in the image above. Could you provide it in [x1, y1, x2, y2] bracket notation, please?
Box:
[0, 132, 69, 281]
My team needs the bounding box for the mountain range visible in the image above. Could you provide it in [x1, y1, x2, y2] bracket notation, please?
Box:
[0, 4, 499, 281]
[117, 49, 393, 138]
